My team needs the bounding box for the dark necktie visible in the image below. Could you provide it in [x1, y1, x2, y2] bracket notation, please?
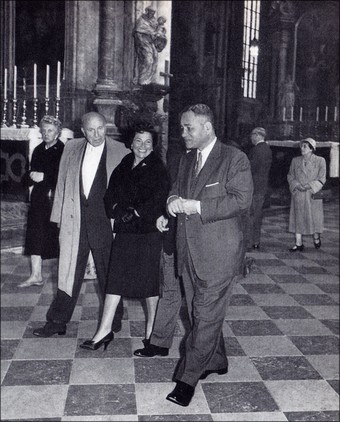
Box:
[194, 151, 202, 177]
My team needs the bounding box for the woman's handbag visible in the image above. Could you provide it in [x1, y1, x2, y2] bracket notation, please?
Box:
[311, 190, 324, 200]
[311, 189, 331, 200]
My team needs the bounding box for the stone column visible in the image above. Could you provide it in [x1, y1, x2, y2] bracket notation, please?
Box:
[278, 30, 290, 86]
[270, 32, 281, 119]
[93, 0, 124, 137]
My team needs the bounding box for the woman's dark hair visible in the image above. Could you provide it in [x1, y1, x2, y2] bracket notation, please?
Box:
[126, 121, 158, 148]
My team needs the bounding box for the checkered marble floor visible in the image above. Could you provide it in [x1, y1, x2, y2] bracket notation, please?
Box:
[1, 202, 339, 421]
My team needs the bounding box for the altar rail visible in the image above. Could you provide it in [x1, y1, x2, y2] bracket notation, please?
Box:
[267, 140, 339, 178]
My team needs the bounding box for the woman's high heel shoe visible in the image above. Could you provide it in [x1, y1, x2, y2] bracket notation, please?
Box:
[289, 244, 304, 252]
[79, 332, 113, 351]
[314, 238, 321, 249]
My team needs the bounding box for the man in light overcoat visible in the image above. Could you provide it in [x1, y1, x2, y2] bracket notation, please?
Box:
[34, 112, 129, 337]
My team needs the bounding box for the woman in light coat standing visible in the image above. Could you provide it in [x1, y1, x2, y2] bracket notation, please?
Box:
[287, 138, 326, 251]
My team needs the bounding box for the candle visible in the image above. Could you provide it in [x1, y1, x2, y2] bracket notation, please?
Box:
[291, 106, 294, 121]
[282, 107, 286, 121]
[316, 107, 319, 122]
[325, 106, 328, 122]
[33, 63, 37, 98]
[299, 107, 303, 122]
[45, 64, 50, 98]
[13, 65, 17, 99]
[56, 61, 61, 98]
[4, 68, 7, 100]
[335, 106, 338, 122]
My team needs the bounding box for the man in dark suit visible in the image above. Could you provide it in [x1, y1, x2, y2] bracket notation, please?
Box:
[33, 112, 129, 337]
[165, 104, 253, 406]
[246, 127, 272, 249]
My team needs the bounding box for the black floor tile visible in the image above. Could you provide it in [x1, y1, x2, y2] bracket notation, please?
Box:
[202, 381, 279, 413]
[274, 252, 309, 260]
[64, 384, 137, 416]
[295, 266, 330, 275]
[241, 284, 286, 294]
[2, 359, 72, 385]
[290, 294, 338, 306]
[1, 339, 20, 360]
[289, 335, 339, 355]
[139, 415, 213, 421]
[250, 356, 322, 380]
[315, 284, 340, 294]
[261, 306, 314, 319]
[228, 320, 283, 336]
[1, 306, 34, 321]
[252, 259, 286, 266]
[230, 294, 256, 306]
[270, 274, 309, 284]
[285, 410, 340, 421]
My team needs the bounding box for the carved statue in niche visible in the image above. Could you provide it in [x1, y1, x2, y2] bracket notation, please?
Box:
[279, 74, 299, 117]
[133, 6, 167, 85]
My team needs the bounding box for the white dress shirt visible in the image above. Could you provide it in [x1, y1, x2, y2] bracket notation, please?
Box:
[198, 137, 217, 167]
[81, 142, 105, 198]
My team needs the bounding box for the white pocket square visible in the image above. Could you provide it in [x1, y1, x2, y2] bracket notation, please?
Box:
[205, 182, 220, 187]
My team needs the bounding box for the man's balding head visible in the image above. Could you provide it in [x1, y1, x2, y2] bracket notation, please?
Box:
[81, 112, 107, 147]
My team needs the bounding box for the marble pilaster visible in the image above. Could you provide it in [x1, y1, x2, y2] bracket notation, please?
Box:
[94, 1, 125, 137]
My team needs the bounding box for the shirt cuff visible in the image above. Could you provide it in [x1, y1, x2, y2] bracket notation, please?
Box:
[196, 201, 201, 214]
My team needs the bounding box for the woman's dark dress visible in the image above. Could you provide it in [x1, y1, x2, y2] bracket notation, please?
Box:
[25, 140, 64, 259]
[104, 151, 169, 298]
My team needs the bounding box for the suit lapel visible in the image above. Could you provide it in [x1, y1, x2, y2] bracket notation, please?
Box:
[71, 139, 87, 193]
[192, 141, 222, 197]
[184, 150, 197, 197]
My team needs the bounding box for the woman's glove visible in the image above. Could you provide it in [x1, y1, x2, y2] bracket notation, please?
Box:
[121, 207, 138, 223]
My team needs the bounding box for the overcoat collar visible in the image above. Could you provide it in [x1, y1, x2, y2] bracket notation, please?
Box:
[70, 137, 114, 187]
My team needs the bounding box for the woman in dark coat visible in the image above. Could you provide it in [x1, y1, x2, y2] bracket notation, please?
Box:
[19, 116, 64, 288]
[80, 122, 170, 350]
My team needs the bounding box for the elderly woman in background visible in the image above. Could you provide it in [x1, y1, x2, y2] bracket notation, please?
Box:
[287, 137, 326, 252]
[80, 122, 169, 350]
[19, 116, 64, 288]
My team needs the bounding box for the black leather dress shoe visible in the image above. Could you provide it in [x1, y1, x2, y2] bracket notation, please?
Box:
[199, 366, 228, 380]
[134, 339, 169, 357]
[166, 381, 195, 407]
[33, 322, 66, 337]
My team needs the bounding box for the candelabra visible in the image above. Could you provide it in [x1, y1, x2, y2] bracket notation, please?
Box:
[32, 98, 38, 127]
[45, 97, 49, 115]
[11, 99, 18, 127]
[55, 97, 60, 119]
[20, 99, 29, 128]
[1, 99, 8, 127]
